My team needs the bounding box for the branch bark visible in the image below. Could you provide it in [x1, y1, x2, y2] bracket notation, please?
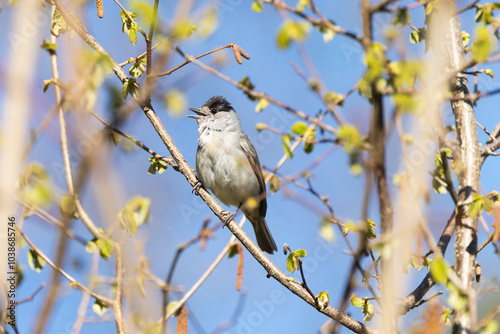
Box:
[428, 1, 481, 332]
[361, 0, 394, 332]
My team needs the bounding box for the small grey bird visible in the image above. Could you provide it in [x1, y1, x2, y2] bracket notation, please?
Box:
[187, 96, 277, 254]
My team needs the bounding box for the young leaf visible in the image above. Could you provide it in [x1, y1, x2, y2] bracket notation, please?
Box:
[291, 122, 308, 135]
[148, 157, 168, 175]
[27, 249, 46, 272]
[60, 193, 76, 216]
[276, 21, 310, 49]
[286, 249, 307, 273]
[282, 134, 293, 158]
[472, 26, 493, 63]
[324, 91, 344, 106]
[270, 175, 281, 193]
[255, 98, 269, 112]
[410, 27, 427, 44]
[251, 1, 263, 12]
[317, 291, 330, 310]
[319, 219, 335, 242]
[92, 299, 109, 316]
[337, 124, 362, 154]
[431, 258, 448, 284]
[165, 89, 187, 117]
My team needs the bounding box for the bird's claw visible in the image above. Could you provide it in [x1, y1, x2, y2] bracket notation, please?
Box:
[220, 210, 236, 228]
[192, 181, 202, 196]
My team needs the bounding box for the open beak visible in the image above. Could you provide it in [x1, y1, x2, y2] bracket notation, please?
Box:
[186, 108, 208, 119]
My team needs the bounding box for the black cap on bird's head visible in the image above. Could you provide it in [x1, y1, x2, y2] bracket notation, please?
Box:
[187, 95, 234, 120]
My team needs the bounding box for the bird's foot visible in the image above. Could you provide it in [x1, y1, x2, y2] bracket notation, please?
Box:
[220, 210, 236, 228]
[192, 181, 202, 196]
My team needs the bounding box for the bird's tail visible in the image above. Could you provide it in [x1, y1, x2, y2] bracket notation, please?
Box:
[251, 216, 277, 254]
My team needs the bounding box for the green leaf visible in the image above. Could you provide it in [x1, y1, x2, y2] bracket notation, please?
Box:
[129, 58, 147, 78]
[351, 297, 375, 322]
[251, 1, 263, 12]
[282, 134, 293, 158]
[270, 175, 281, 194]
[122, 78, 139, 100]
[337, 124, 362, 154]
[469, 193, 494, 217]
[286, 249, 306, 273]
[50, 8, 67, 37]
[480, 320, 499, 334]
[291, 122, 308, 135]
[448, 284, 468, 311]
[364, 43, 386, 82]
[475, 5, 485, 23]
[317, 291, 330, 310]
[22, 182, 53, 208]
[485, 68, 495, 78]
[393, 94, 416, 114]
[255, 98, 269, 112]
[86, 237, 114, 260]
[165, 89, 187, 117]
[119, 195, 151, 236]
[60, 193, 76, 216]
[198, 9, 218, 37]
[323, 91, 344, 106]
[227, 244, 239, 258]
[172, 18, 197, 39]
[462, 31, 470, 48]
[393, 8, 410, 26]
[129, 26, 138, 45]
[410, 27, 427, 44]
[303, 128, 316, 153]
[166, 301, 181, 316]
[365, 219, 377, 239]
[362, 300, 375, 323]
[148, 157, 168, 175]
[431, 258, 448, 284]
[42, 79, 55, 93]
[120, 10, 141, 45]
[276, 20, 310, 49]
[96, 238, 114, 259]
[40, 39, 57, 51]
[319, 218, 335, 243]
[472, 26, 493, 63]
[92, 299, 109, 316]
[297, 0, 310, 12]
[27, 249, 45, 272]
[321, 28, 335, 43]
[351, 296, 364, 308]
[110, 131, 121, 146]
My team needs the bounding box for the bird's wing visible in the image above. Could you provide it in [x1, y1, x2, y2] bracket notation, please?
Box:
[239, 134, 267, 217]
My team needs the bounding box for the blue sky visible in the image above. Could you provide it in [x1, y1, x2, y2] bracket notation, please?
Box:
[1, 0, 500, 333]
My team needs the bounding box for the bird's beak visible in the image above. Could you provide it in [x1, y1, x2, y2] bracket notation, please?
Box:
[186, 108, 207, 119]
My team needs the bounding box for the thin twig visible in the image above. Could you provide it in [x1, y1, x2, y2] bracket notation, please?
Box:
[90, 110, 180, 171]
[16, 284, 46, 305]
[16, 227, 113, 305]
[155, 44, 233, 77]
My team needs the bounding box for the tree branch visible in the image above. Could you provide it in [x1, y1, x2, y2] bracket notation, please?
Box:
[428, 3, 481, 332]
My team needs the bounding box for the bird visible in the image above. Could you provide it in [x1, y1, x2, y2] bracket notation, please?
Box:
[187, 95, 277, 254]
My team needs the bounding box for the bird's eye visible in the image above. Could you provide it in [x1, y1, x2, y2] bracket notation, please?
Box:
[211, 108, 217, 114]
